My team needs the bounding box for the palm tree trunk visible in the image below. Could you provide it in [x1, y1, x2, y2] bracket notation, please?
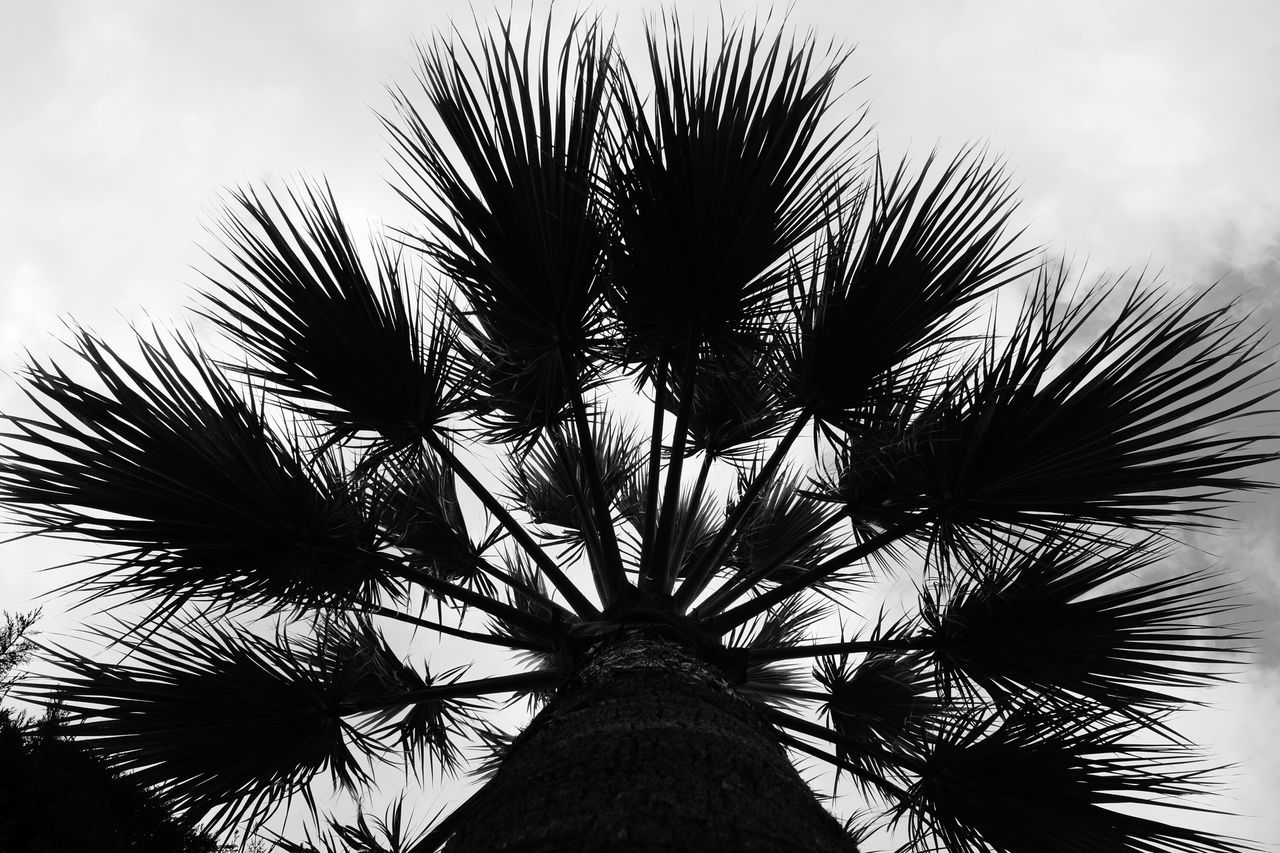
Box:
[446, 632, 858, 852]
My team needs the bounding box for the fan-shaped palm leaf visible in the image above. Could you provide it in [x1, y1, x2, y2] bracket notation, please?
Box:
[777, 149, 1026, 432]
[905, 267, 1274, 546]
[0, 330, 391, 615]
[662, 347, 790, 461]
[307, 616, 474, 772]
[203, 184, 470, 457]
[386, 16, 612, 442]
[729, 596, 826, 703]
[375, 450, 484, 590]
[697, 467, 843, 615]
[815, 645, 939, 777]
[270, 796, 442, 853]
[26, 621, 377, 833]
[919, 534, 1249, 712]
[899, 708, 1253, 853]
[607, 16, 853, 367]
[507, 415, 640, 534]
[23, 617, 558, 834]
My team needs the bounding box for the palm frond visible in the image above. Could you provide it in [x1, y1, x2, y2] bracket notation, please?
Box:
[615, 460, 722, 582]
[808, 353, 942, 535]
[728, 597, 827, 704]
[715, 467, 843, 601]
[898, 707, 1255, 853]
[269, 795, 444, 853]
[663, 347, 790, 461]
[307, 615, 482, 776]
[386, 15, 612, 441]
[23, 620, 379, 834]
[607, 15, 854, 367]
[375, 450, 484, 590]
[919, 533, 1250, 712]
[778, 148, 1027, 432]
[814, 650, 938, 785]
[487, 553, 568, 679]
[507, 415, 640, 533]
[0, 329, 392, 615]
[903, 266, 1277, 546]
[202, 183, 470, 455]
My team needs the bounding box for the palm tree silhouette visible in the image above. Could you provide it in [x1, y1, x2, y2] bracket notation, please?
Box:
[2, 14, 1273, 853]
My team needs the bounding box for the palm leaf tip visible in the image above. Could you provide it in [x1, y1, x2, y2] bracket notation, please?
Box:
[729, 597, 828, 703]
[507, 415, 640, 533]
[376, 451, 481, 587]
[314, 616, 481, 775]
[817, 652, 936, 755]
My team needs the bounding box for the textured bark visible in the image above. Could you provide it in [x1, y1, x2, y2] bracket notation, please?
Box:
[446, 632, 858, 852]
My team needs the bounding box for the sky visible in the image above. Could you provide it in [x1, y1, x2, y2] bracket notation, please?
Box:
[1, 0, 1278, 848]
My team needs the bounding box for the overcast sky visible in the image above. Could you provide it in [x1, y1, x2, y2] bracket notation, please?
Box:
[1, 0, 1278, 848]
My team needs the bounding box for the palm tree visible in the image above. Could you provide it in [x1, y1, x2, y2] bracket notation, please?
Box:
[1, 13, 1274, 853]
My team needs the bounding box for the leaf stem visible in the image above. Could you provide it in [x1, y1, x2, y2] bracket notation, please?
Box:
[426, 433, 600, 618]
[347, 669, 564, 712]
[644, 338, 699, 593]
[638, 359, 668, 585]
[744, 636, 934, 663]
[708, 512, 931, 633]
[674, 411, 812, 611]
[357, 602, 550, 651]
[382, 559, 560, 640]
[770, 709, 917, 800]
[562, 349, 629, 604]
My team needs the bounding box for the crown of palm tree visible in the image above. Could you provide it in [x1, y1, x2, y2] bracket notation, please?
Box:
[2, 13, 1274, 853]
